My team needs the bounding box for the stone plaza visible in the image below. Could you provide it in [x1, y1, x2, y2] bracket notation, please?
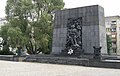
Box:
[0, 60, 120, 76]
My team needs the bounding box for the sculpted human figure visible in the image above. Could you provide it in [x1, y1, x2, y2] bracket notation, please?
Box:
[66, 18, 82, 55]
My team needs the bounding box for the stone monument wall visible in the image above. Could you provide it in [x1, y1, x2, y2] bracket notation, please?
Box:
[52, 5, 107, 55]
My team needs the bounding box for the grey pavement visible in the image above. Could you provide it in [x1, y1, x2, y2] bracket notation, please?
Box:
[0, 60, 120, 76]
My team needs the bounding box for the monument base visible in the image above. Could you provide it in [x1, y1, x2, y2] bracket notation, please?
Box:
[24, 54, 120, 69]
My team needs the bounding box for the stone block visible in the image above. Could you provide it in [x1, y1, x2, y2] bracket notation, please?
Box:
[52, 5, 107, 55]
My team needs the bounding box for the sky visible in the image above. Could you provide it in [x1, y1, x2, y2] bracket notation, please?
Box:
[0, 0, 6, 18]
[0, 0, 120, 17]
[64, 0, 120, 17]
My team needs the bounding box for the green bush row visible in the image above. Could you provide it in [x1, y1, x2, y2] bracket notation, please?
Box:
[0, 50, 15, 55]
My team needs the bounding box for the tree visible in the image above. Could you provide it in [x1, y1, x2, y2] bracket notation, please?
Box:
[0, 24, 14, 55]
[1, 0, 64, 54]
[106, 35, 112, 55]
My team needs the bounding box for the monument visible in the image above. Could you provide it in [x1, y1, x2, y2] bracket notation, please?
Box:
[52, 5, 107, 56]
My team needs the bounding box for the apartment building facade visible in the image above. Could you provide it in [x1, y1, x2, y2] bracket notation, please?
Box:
[105, 16, 120, 55]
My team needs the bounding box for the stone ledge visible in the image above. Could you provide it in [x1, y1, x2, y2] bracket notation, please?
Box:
[1, 55, 120, 69]
[24, 55, 120, 69]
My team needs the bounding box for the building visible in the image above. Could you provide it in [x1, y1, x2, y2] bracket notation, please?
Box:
[105, 16, 120, 55]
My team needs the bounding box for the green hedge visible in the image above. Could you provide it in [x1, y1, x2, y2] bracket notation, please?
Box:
[0, 50, 15, 55]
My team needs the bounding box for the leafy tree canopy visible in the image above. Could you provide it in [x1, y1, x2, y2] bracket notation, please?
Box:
[0, 0, 64, 54]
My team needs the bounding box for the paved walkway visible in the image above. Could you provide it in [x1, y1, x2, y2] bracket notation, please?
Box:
[0, 60, 120, 76]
